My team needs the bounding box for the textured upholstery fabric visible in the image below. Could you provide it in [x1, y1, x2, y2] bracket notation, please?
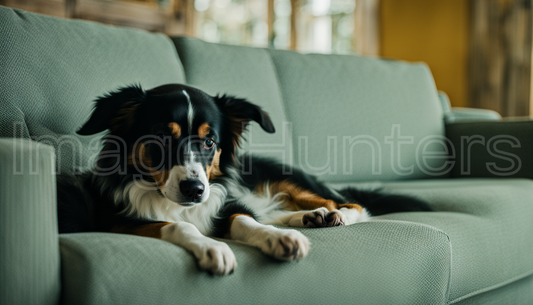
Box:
[172, 37, 292, 163]
[0, 6, 186, 173]
[0, 139, 60, 305]
[368, 178, 533, 303]
[60, 221, 450, 305]
[453, 274, 533, 305]
[446, 120, 533, 179]
[266, 49, 446, 182]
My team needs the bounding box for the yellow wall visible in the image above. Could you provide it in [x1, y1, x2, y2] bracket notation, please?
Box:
[380, 0, 469, 107]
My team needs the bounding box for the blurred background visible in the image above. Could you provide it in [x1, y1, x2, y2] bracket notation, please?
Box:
[2, 0, 532, 117]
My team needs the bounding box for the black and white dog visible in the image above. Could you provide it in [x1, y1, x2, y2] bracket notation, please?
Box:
[58, 84, 431, 275]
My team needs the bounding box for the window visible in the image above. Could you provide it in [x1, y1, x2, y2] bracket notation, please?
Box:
[194, 0, 269, 47]
[190, 0, 379, 55]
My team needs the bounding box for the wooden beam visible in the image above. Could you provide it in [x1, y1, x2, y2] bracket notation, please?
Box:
[354, 0, 380, 56]
[290, 0, 298, 50]
[469, 0, 532, 117]
[267, 0, 274, 47]
[165, 0, 189, 36]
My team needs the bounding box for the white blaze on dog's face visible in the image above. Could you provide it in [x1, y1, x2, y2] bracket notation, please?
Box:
[156, 91, 212, 205]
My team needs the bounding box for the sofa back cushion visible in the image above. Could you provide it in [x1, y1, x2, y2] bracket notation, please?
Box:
[267, 49, 447, 182]
[0, 7, 185, 173]
[172, 37, 293, 163]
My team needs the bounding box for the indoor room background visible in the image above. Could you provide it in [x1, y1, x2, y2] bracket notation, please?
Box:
[3, 0, 531, 117]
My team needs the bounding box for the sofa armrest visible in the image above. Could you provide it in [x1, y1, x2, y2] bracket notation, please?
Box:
[437, 91, 501, 123]
[447, 107, 502, 123]
[446, 120, 533, 178]
[0, 138, 60, 305]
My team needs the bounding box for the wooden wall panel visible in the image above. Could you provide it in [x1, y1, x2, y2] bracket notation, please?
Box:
[1, 0, 185, 35]
[1, 0, 67, 17]
[380, 0, 470, 107]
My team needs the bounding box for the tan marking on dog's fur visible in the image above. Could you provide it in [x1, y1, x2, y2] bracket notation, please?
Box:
[206, 149, 223, 180]
[228, 117, 248, 148]
[225, 214, 253, 238]
[229, 214, 252, 225]
[198, 123, 210, 139]
[150, 168, 171, 189]
[338, 203, 364, 213]
[255, 180, 337, 211]
[168, 122, 181, 138]
[112, 222, 172, 239]
[110, 101, 140, 133]
[127, 142, 151, 168]
[126, 143, 170, 188]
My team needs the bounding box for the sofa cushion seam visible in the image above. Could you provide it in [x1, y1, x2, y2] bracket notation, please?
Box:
[166, 36, 188, 84]
[447, 270, 533, 304]
[262, 49, 294, 161]
[262, 49, 291, 128]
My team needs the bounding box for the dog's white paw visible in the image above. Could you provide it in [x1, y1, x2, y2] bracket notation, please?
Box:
[194, 241, 236, 275]
[302, 208, 346, 228]
[259, 229, 310, 261]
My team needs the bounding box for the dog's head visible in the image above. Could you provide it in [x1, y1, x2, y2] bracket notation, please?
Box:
[78, 84, 274, 206]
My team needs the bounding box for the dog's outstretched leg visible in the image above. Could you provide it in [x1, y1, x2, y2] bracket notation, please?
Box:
[298, 204, 370, 228]
[212, 201, 310, 261]
[260, 181, 370, 228]
[114, 221, 236, 275]
[228, 215, 309, 261]
[161, 222, 236, 275]
[269, 205, 370, 228]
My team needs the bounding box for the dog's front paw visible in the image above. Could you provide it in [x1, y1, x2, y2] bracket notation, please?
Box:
[194, 241, 236, 275]
[260, 229, 310, 261]
[302, 208, 345, 228]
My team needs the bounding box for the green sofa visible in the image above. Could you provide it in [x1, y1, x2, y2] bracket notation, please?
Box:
[1, 6, 533, 305]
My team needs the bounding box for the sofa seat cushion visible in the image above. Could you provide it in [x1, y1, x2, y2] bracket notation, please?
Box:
[331, 178, 533, 303]
[60, 221, 450, 305]
[172, 37, 292, 163]
[0, 7, 186, 173]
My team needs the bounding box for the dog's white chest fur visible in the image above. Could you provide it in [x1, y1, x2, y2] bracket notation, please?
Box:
[117, 182, 227, 235]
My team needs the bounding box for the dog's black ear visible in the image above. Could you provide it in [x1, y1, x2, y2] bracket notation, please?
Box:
[214, 95, 275, 138]
[77, 85, 145, 135]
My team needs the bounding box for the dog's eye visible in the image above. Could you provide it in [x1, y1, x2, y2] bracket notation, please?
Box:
[203, 138, 215, 150]
[156, 133, 169, 145]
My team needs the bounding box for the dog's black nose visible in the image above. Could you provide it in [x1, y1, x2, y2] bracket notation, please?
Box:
[179, 180, 205, 203]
